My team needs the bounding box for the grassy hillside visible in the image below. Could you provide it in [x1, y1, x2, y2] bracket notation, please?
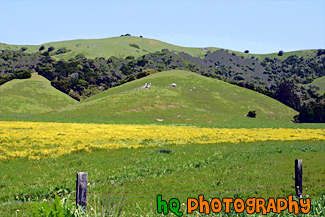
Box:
[0, 37, 217, 59]
[1, 36, 318, 60]
[255, 49, 317, 60]
[33, 70, 297, 127]
[310, 76, 325, 94]
[300, 76, 325, 95]
[0, 73, 77, 116]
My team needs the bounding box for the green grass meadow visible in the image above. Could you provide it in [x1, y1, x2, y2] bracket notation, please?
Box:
[0, 140, 324, 216]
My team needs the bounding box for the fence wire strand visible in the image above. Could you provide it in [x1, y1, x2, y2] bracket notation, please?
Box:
[0, 191, 75, 200]
[88, 184, 295, 196]
[1, 172, 323, 188]
[1, 180, 75, 188]
[90, 172, 325, 185]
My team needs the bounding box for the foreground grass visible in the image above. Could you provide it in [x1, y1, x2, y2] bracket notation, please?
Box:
[0, 140, 324, 216]
[31, 194, 325, 216]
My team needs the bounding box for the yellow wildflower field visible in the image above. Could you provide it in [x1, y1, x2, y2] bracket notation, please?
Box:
[0, 121, 324, 160]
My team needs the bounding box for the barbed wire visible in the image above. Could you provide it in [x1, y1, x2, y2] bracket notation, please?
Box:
[88, 184, 295, 196]
[308, 193, 325, 197]
[87, 201, 155, 207]
[88, 186, 296, 204]
[88, 183, 325, 197]
[0, 197, 75, 210]
[90, 173, 291, 185]
[304, 184, 325, 188]
[0, 180, 75, 188]
[2, 184, 322, 206]
[1, 173, 323, 203]
[1, 171, 323, 189]
[90, 172, 325, 185]
[0, 199, 56, 206]
[0, 191, 75, 200]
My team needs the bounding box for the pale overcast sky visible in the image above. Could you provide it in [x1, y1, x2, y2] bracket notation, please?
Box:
[0, 0, 324, 54]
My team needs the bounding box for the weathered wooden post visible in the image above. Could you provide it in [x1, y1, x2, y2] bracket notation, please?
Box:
[295, 159, 302, 198]
[76, 172, 88, 210]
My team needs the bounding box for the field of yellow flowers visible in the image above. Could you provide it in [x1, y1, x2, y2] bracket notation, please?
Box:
[0, 121, 324, 160]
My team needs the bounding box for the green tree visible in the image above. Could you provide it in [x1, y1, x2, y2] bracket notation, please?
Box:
[294, 102, 325, 123]
[20, 47, 28, 52]
[273, 80, 300, 111]
[16, 70, 31, 79]
[48, 46, 55, 52]
[39, 45, 45, 51]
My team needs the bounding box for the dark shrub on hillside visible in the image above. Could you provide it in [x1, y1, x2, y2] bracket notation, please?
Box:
[116, 74, 135, 86]
[75, 54, 85, 59]
[41, 51, 50, 57]
[55, 48, 70, 55]
[247, 111, 256, 118]
[0, 78, 7, 85]
[278, 50, 284, 56]
[234, 75, 244, 81]
[274, 80, 301, 111]
[51, 79, 70, 94]
[135, 69, 157, 79]
[0, 77, 8, 85]
[294, 103, 325, 123]
[20, 47, 28, 52]
[135, 70, 150, 79]
[129, 44, 140, 49]
[125, 55, 135, 60]
[48, 46, 55, 52]
[16, 70, 31, 79]
[244, 50, 249, 53]
[39, 45, 45, 51]
[317, 49, 325, 56]
[136, 58, 148, 67]
[69, 90, 81, 101]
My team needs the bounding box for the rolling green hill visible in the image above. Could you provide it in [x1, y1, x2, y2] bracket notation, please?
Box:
[0, 37, 217, 59]
[0, 36, 317, 60]
[38, 70, 297, 127]
[310, 76, 325, 94]
[300, 76, 325, 95]
[0, 73, 77, 116]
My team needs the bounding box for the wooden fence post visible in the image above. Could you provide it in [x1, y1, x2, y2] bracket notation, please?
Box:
[295, 159, 302, 198]
[76, 172, 88, 210]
